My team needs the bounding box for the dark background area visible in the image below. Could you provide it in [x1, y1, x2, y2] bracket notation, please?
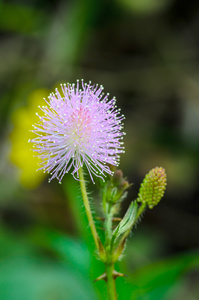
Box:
[0, 0, 199, 299]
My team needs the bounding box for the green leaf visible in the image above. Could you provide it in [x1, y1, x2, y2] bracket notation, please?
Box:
[117, 251, 199, 300]
[0, 2, 46, 34]
[0, 257, 98, 300]
[0, 227, 99, 300]
[113, 201, 138, 241]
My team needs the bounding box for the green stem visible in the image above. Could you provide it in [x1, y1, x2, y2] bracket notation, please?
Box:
[78, 168, 117, 298]
[135, 202, 146, 222]
[106, 263, 117, 300]
[104, 203, 118, 299]
[105, 203, 112, 247]
[78, 167, 101, 252]
[102, 183, 108, 213]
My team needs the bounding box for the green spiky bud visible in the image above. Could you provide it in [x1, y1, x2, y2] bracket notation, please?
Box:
[137, 167, 167, 209]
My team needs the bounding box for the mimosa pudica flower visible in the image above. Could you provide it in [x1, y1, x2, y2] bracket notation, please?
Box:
[30, 80, 125, 183]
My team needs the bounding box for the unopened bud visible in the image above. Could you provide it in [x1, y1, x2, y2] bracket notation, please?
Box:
[105, 168, 132, 204]
[113, 170, 124, 186]
[137, 167, 167, 209]
[120, 180, 130, 190]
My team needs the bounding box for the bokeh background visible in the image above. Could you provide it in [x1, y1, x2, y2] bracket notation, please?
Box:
[0, 0, 199, 299]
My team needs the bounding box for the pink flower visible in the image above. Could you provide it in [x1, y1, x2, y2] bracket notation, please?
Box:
[30, 80, 125, 183]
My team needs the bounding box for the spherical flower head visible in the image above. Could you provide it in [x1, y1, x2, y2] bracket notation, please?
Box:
[137, 167, 167, 209]
[29, 80, 125, 184]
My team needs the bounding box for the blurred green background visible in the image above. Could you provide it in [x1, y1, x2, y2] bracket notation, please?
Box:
[0, 0, 199, 299]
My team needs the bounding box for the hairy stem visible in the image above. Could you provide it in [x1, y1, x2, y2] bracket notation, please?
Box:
[104, 203, 117, 300]
[104, 203, 112, 248]
[106, 263, 117, 300]
[135, 202, 146, 222]
[78, 167, 101, 252]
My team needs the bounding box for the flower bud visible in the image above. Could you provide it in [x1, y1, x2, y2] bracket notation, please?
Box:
[113, 170, 124, 186]
[106, 169, 132, 204]
[137, 167, 167, 209]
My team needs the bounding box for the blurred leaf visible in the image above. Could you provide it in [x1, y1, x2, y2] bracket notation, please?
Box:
[117, 0, 172, 14]
[0, 257, 98, 300]
[0, 227, 98, 300]
[62, 175, 107, 299]
[0, 2, 46, 34]
[44, 0, 101, 70]
[30, 226, 92, 275]
[116, 251, 199, 300]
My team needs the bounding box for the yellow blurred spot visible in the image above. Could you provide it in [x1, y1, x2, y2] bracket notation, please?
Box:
[10, 89, 49, 189]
